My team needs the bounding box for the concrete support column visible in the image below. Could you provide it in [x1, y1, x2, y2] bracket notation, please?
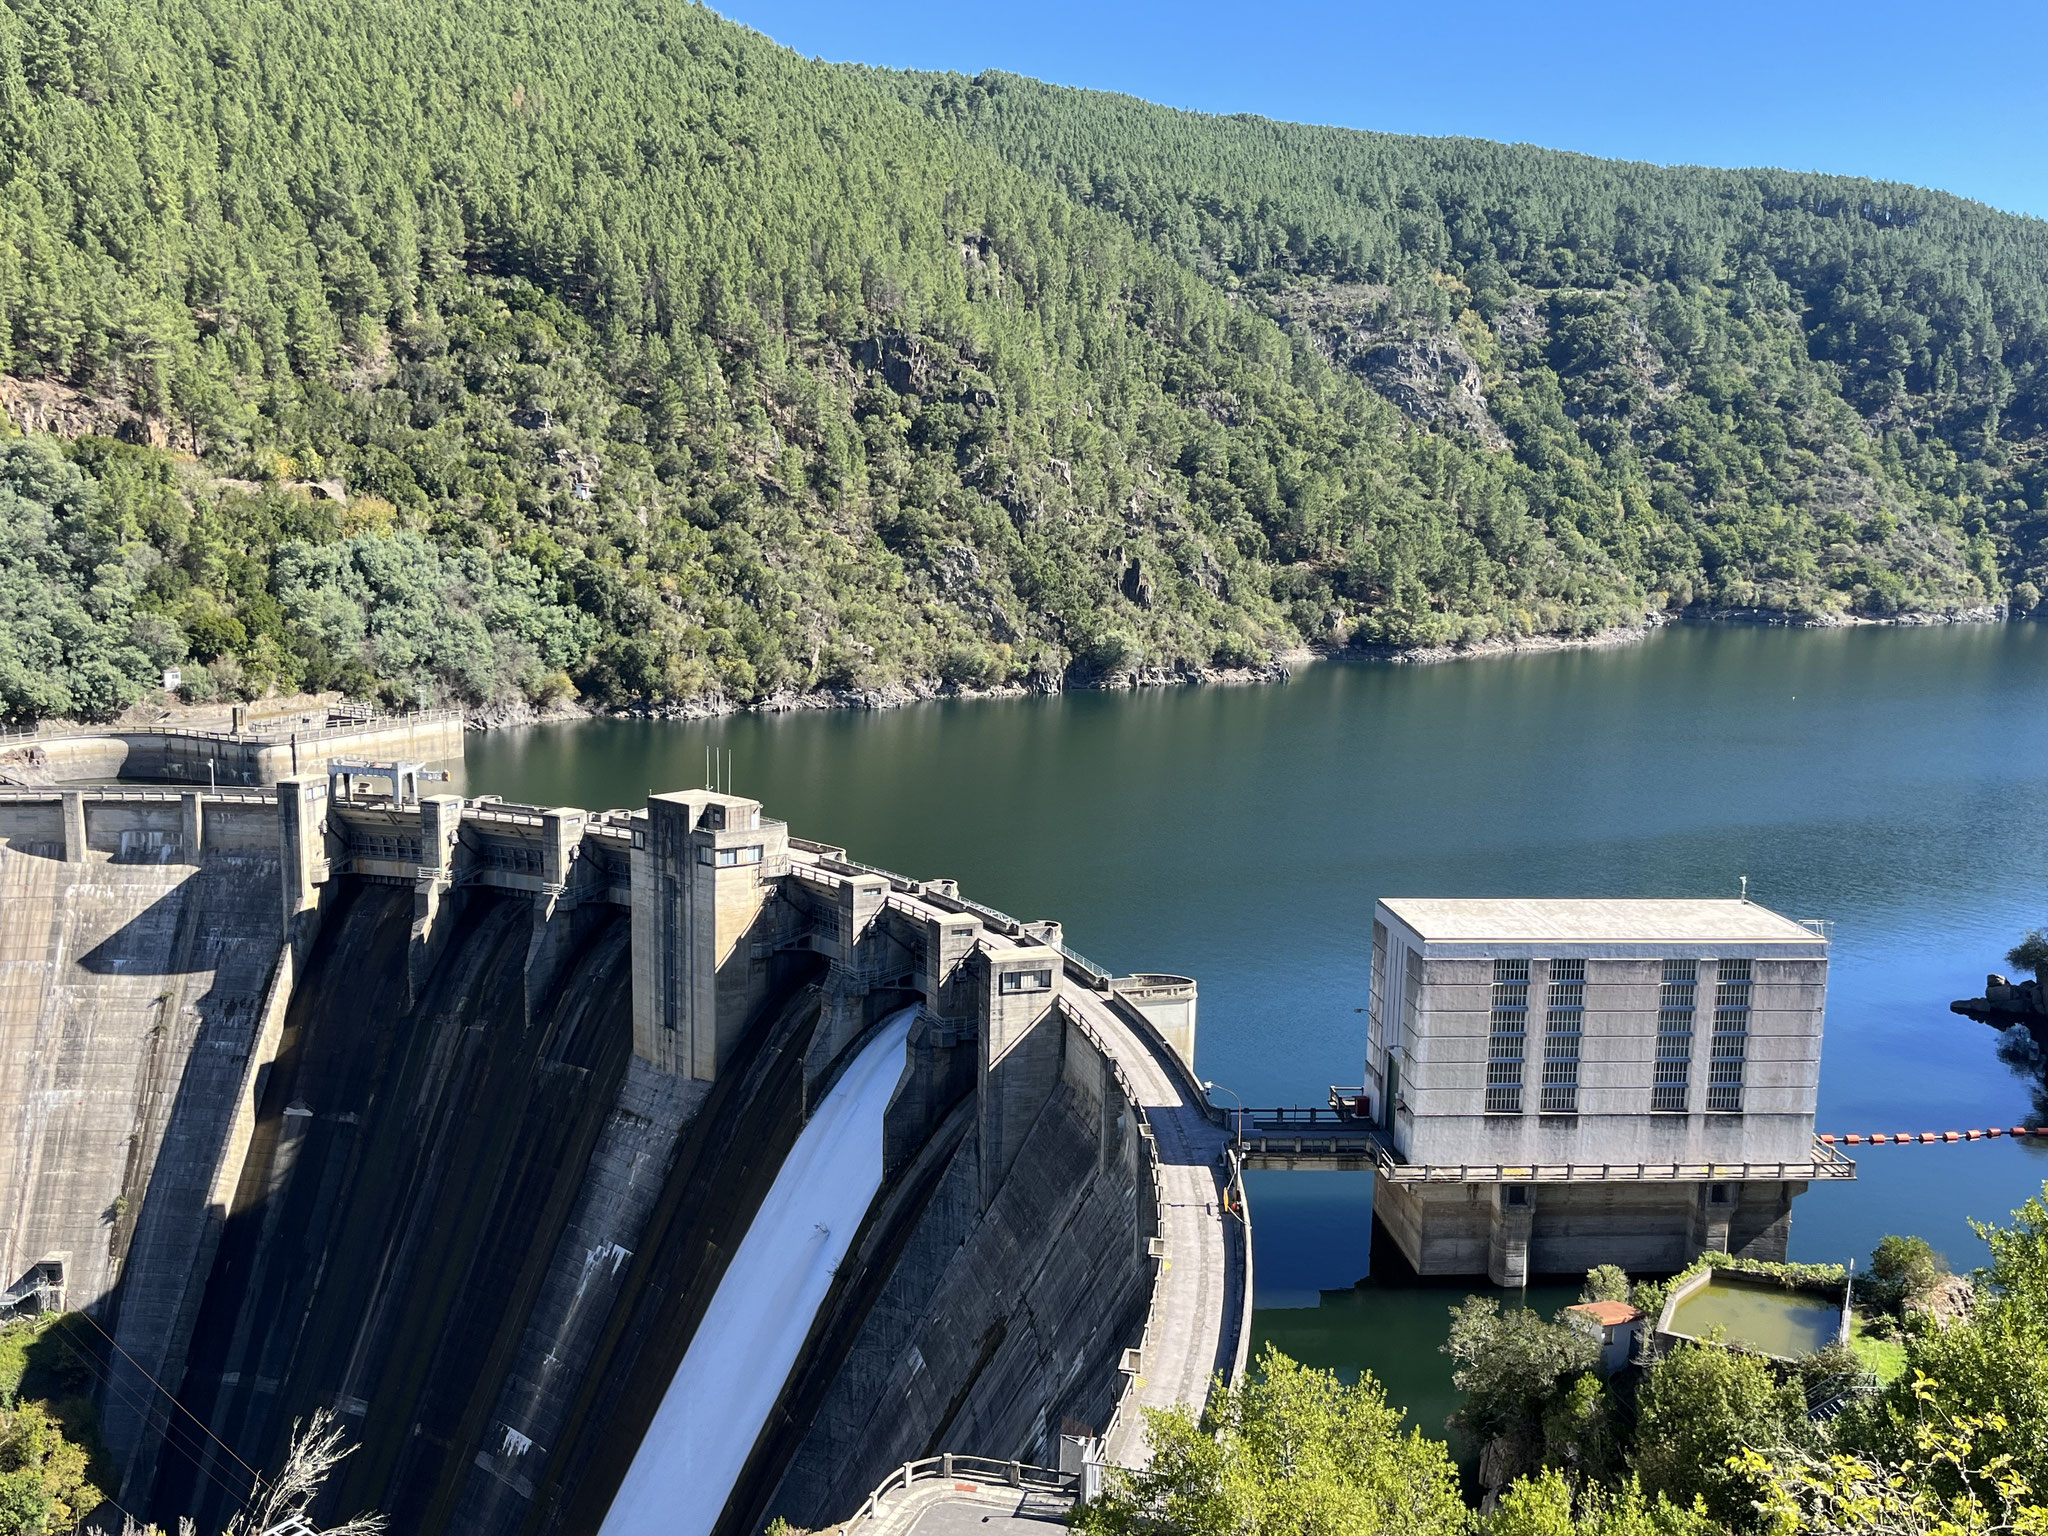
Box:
[523, 806, 588, 1010]
[60, 791, 86, 862]
[539, 808, 586, 895]
[1689, 1181, 1733, 1258]
[977, 945, 1065, 1208]
[840, 874, 890, 980]
[806, 874, 894, 1096]
[1487, 1185, 1534, 1288]
[920, 912, 982, 1036]
[629, 791, 787, 1080]
[179, 793, 204, 862]
[877, 909, 983, 1173]
[276, 774, 330, 945]
[410, 794, 464, 999]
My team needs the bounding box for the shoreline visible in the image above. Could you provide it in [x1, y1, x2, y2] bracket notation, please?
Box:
[9, 606, 2018, 742]
[483, 602, 2010, 731]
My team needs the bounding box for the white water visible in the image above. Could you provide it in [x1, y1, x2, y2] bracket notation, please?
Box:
[596, 1008, 916, 1536]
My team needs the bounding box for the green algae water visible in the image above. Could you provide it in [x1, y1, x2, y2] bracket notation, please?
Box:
[1665, 1276, 1843, 1359]
[465, 622, 2048, 1423]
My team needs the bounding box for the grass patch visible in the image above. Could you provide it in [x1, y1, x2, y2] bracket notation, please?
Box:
[1848, 1312, 1910, 1384]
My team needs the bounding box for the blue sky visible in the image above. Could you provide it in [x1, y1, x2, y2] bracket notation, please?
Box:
[718, 0, 2048, 221]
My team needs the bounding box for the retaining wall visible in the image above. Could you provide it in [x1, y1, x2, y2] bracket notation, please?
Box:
[0, 823, 286, 1477]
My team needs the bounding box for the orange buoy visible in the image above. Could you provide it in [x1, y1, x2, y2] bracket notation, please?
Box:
[1820, 1134, 1836, 1144]
[1844, 1134, 1863, 1145]
[1943, 1131, 1961, 1142]
[1966, 1130, 1983, 1140]
[1990, 1128, 2005, 1138]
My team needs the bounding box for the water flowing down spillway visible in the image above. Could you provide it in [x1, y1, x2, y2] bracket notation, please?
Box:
[597, 1007, 917, 1536]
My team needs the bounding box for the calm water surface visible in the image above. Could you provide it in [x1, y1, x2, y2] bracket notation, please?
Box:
[465, 624, 2048, 1432]
[1666, 1276, 1842, 1359]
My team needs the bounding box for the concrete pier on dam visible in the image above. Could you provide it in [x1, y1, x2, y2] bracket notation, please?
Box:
[0, 767, 1250, 1534]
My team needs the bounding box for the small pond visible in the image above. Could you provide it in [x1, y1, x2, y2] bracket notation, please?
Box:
[1664, 1274, 1843, 1359]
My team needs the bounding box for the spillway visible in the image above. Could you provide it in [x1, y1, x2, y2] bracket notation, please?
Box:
[597, 1007, 918, 1536]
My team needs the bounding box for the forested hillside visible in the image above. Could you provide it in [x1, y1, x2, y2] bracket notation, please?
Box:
[0, 0, 2043, 723]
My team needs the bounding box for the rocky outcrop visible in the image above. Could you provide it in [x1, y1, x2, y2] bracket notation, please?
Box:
[1264, 282, 1508, 450]
[1952, 972, 2048, 1024]
[1905, 1273, 1977, 1330]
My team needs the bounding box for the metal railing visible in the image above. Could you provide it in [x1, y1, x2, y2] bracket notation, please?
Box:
[0, 786, 276, 805]
[834, 1455, 1073, 1531]
[1053, 995, 1168, 1460]
[0, 706, 464, 748]
[1233, 1129, 1856, 1184]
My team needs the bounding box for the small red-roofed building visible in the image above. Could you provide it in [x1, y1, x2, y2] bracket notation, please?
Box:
[1567, 1299, 1645, 1375]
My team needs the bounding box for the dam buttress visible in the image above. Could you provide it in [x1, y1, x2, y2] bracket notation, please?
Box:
[0, 775, 1249, 1533]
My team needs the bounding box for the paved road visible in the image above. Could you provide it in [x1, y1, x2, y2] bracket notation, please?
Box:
[1065, 985, 1246, 1466]
[851, 1481, 1072, 1535]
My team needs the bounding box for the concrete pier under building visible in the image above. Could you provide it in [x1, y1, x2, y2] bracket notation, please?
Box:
[0, 770, 1249, 1535]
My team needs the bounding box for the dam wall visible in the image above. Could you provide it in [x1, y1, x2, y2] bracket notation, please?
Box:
[0, 774, 1243, 1536]
[0, 789, 288, 1478]
[0, 710, 465, 789]
[744, 995, 1159, 1530]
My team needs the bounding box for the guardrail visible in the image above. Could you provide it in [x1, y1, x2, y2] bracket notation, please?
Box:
[0, 706, 465, 748]
[1053, 995, 1167, 1461]
[0, 786, 276, 805]
[1233, 1131, 1857, 1185]
[833, 1455, 1072, 1531]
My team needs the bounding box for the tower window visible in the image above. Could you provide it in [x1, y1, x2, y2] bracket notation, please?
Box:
[1652, 958, 1696, 1113]
[1541, 958, 1584, 1114]
[1706, 958, 1751, 1113]
[1487, 959, 1529, 1114]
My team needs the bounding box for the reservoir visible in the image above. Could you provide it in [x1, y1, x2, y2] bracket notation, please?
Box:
[465, 622, 2048, 1428]
[1662, 1274, 1843, 1360]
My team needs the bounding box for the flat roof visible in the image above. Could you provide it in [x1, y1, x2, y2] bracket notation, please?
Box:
[1378, 898, 1822, 945]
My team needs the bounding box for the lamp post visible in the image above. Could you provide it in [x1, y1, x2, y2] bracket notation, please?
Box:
[1204, 1080, 1246, 1147]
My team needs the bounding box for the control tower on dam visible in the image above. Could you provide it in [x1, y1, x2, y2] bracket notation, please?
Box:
[0, 766, 1249, 1535]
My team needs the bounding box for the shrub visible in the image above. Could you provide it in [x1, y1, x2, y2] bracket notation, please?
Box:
[1581, 1265, 1631, 1305]
[1085, 630, 1141, 676]
[936, 642, 1006, 689]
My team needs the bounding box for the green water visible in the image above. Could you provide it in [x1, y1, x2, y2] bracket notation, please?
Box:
[465, 622, 2048, 1420]
[1253, 1281, 1579, 1447]
[1666, 1276, 1843, 1358]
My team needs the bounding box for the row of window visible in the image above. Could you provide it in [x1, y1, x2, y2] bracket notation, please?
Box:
[1487, 957, 1751, 1116]
[697, 843, 765, 867]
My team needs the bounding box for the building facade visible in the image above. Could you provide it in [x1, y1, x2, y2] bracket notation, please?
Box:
[1364, 898, 1844, 1284]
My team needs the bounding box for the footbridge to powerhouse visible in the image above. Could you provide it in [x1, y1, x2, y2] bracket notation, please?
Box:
[0, 767, 1250, 1534]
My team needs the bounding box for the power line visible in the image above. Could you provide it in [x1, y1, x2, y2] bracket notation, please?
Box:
[68, 1310, 269, 1490]
[34, 1322, 265, 1513]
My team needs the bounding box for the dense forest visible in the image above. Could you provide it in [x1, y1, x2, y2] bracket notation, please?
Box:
[1, 0, 2044, 722]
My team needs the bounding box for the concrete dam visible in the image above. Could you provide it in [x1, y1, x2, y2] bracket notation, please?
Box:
[0, 768, 1250, 1533]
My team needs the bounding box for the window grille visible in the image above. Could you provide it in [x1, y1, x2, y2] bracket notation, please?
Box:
[1369, 921, 1387, 1058]
[1706, 958, 1751, 1112]
[1541, 957, 1584, 1114]
[1652, 958, 1696, 1112]
[1487, 958, 1528, 1114]
[1402, 948, 1423, 1057]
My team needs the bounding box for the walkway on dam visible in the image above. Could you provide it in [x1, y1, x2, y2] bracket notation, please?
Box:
[1052, 979, 1244, 1466]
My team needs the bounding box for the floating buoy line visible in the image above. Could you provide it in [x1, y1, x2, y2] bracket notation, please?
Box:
[1819, 1127, 2048, 1145]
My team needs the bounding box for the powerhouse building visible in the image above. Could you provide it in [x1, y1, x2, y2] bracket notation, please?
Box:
[1363, 898, 1849, 1284]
